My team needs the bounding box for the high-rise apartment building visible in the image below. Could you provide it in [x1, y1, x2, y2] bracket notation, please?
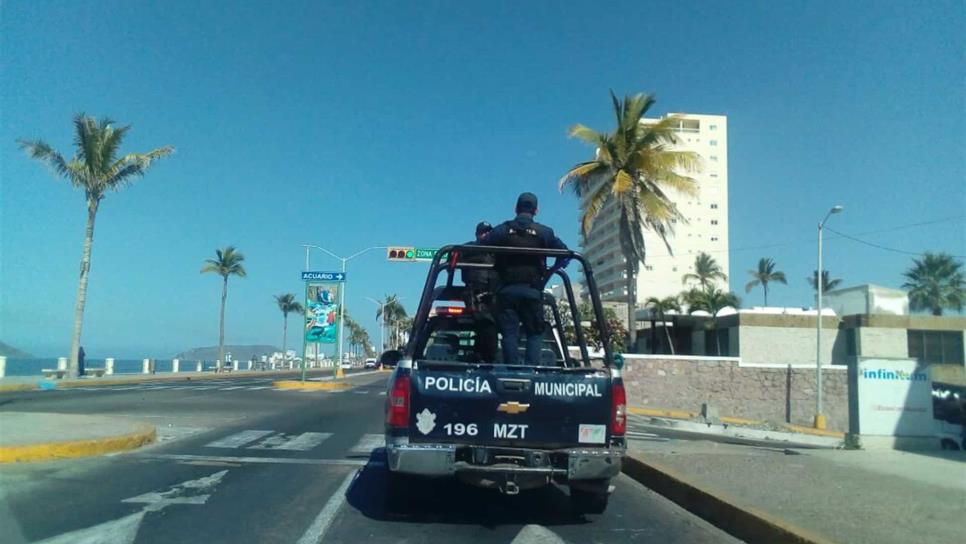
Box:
[579, 113, 730, 309]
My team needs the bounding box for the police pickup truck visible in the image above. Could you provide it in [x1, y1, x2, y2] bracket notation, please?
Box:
[382, 244, 625, 513]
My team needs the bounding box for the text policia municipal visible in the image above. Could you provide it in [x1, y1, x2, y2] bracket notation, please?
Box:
[422, 376, 603, 397]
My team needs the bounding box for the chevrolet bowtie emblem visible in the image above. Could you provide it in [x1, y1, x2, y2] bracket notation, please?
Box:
[497, 401, 530, 415]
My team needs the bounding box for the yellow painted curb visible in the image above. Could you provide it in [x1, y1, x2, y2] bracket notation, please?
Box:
[0, 384, 36, 393]
[0, 424, 157, 464]
[622, 455, 834, 544]
[720, 415, 762, 426]
[272, 380, 352, 391]
[782, 423, 845, 438]
[629, 406, 696, 420]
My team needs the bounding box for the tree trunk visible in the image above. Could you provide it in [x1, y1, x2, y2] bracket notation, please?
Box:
[282, 313, 288, 362]
[625, 258, 636, 352]
[763, 283, 768, 306]
[68, 200, 99, 379]
[663, 313, 675, 355]
[218, 277, 227, 371]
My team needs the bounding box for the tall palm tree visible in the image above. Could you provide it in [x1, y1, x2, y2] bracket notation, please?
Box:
[684, 287, 740, 356]
[376, 295, 408, 349]
[560, 92, 701, 349]
[17, 115, 173, 378]
[745, 257, 787, 306]
[902, 252, 965, 316]
[201, 246, 246, 371]
[274, 293, 303, 364]
[807, 270, 843, 293]
[682, 252, 728, 289]
[644, 296, 681, 354]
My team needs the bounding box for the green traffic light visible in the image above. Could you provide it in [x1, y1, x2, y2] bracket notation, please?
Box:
[406, 250, 414, 259]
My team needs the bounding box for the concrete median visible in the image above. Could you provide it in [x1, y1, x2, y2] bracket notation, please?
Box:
[0, 412, 156, 463]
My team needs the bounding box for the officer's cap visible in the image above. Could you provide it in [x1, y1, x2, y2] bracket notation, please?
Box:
[475, 221, 492, 235]
[516, 192, 538, 213]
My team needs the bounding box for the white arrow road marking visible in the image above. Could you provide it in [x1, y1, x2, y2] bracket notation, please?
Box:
[296, 471, 356, 544]
[121, 470, 228, 512]
[35, 511, 146, 544]
[37, 470, 229, 544]
[205, 430, 273, 448]
[247, 432, 332, 451]
[510, 524, 568, 544]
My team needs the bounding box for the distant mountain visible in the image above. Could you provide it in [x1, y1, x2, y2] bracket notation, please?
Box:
[174, 345, 280, 361]
[0, 341, 34, 358]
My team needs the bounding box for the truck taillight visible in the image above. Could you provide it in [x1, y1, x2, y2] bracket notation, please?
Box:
[387, 375, 411, 428]
[611, 383, 626, 435]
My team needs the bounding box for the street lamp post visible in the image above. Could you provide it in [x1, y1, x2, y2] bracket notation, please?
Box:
[302, 244, 386, 380]
[815, 205, 843, 430]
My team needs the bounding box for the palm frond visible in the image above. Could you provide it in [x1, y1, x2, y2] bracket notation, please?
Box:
[580, 180, 612, 237]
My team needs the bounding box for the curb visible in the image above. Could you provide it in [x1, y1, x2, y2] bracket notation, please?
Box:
[629, 405, 845, 439]
[0, 369, 331, 392]
[0, 424, 157, 464]
[622, 454, 834, 544]
[272, 380, 353, 391]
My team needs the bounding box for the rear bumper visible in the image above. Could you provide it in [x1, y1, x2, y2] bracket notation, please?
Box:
[385, 440, 624, 480]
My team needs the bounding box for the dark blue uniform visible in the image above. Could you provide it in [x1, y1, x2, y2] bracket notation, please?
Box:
[484, 212, 568, 365]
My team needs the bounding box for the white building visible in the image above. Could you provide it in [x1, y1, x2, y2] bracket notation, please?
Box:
[580, 113, 730, 309]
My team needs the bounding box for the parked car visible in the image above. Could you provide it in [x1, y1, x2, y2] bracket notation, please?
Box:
[365, 358, 378, 369]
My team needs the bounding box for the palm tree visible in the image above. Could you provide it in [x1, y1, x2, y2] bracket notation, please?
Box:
[807, 270, 843, 293]
[682, 252, 728, 289]
[17, 115, 173, 378]
[376, 295, 408, 349]
[274, 293, 303, 364]
[644, 296, 681, 354]
[745, 258, 787, 306]
[560, 92, 701, 349]
[201, 246, 247, 371]
[902, 252, 965, 316]
[684, 287, 740, 356]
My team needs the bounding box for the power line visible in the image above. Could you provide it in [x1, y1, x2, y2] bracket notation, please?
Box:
[825, 226, 965, 259]
[624, 215, 964, 261]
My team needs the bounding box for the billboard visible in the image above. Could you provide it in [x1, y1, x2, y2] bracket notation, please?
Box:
[852, 358, 934, 436]
[305, 282, 341, 344]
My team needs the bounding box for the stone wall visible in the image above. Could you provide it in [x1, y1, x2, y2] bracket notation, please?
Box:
[621, 355, 849, 430]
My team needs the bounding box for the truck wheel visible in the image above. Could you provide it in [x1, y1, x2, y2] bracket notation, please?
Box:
[570, 487, 609, 514]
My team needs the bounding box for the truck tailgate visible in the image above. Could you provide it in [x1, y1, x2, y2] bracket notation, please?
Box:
[408, 364, 612, 449]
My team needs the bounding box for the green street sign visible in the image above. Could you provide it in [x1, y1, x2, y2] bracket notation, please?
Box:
[414, 248, 438, 261]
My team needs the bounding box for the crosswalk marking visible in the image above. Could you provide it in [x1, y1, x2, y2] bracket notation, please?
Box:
[205, 430, 274, 448]
[348, 434, 383, 454]
[353, 390, 369, 394]
[378, 391, 386, 396]
[248, 432, 332, 451]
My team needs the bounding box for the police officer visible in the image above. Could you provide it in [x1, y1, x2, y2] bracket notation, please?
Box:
[461, 221, 499, 362]
[484, 192, 568, 365]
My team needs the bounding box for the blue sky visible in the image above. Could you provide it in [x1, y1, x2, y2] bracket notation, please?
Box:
[1, 0, 963, 358]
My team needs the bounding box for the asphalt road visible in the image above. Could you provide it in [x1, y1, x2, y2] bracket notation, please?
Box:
[0, 372, 739, 544]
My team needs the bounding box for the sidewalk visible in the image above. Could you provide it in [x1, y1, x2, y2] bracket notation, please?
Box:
[0, 412, 156, 463]
[0, 368, 332, 392]
[624, 438, 966, 544]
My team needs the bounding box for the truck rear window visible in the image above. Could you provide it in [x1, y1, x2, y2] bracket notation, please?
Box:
[419, 317, 563, 366]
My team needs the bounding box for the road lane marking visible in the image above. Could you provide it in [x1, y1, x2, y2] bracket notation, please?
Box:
[510, 524, 568, 544]
[36, 511, 146, 544]
[248, 432, 333, 451]
[296, 471, 356, 544]
[348, 434, 383, 455]
[247, 386, 271, 390]
[352, 390, 369, 394]
[204, 430, 273, 448]
[378, 391, 387, 396]
[122, 470, 229, 511]
[138, 453, 373, 466]
[219, 386, 246, 391]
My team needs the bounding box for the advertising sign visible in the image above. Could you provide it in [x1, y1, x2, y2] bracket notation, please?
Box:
[854, 358, 934, 436]
[305, 282, 341, 344]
